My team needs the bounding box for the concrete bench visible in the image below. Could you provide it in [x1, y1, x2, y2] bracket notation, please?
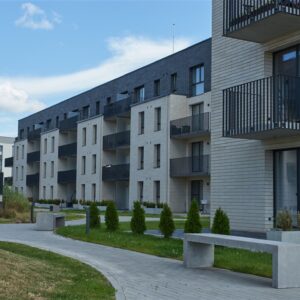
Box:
[184, 233, 300, 289]
[36, 212, 65, 231]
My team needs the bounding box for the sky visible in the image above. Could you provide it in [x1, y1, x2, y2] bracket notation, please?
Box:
[0, 0, 212, 137]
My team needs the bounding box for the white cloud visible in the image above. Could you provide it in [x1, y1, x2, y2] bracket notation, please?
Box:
[15, 2, 61, 30]
[0, 82, 45, 113]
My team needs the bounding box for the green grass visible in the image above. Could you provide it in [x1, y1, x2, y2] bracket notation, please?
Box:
[57, 221, 272, 278]
[0, 242, 115, 300]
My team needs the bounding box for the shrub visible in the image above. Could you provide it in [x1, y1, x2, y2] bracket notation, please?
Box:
[142, 201, 156, 208]
[159, 204, 175, 238]
[184, 200, 202, 233]
[211, 208, 230, 235]
[276, 210, 293, 231]
[89, 202, 100, 228]
[3, 185, 29, 213]
[156, 203, 163, 209]
[130, 201, 146, 234]
[100, 200, 113, 207]
[0, 208, 16, 219]
[105, 201, 119, 231]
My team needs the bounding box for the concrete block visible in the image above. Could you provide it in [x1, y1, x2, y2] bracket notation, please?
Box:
[36, 212, 65, 231]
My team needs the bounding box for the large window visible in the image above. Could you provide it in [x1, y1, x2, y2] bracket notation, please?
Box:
[82, 105, 90, 119]
[139, 112, 145, 135]
[92, 154, 96, 174]
[191, 65, 205, 96]
[44, 138, 47, 154]
[154, 107, 161, 131]
[135, 86, 145, 102]
[51, 137, 55, 153]
[138, 147, 144, 170]
[154, 144, 161, 168]
[154, 181, 160, 204]
[93, 125, 97, 144]
[138, 181, 144, 202]
[82, 156, 86, 175]
[82, 128, 87, 146]
[154, 79, 160, 97]
[171, 73, 177, 92]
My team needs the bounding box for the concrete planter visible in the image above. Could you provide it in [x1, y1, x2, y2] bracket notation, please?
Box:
[34, 203, 52, 209]
[267, 230, 300, 244]
[143, 207, 162, 214]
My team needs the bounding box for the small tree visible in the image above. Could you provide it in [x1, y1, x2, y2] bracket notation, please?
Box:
[130, 201, 146, 234]
[105, 201, 119, 231]
[211, 208, 230, 235]
[159, 203, 175, 238]
[184, 200, 202, 233]
[89, 202, 100, 228]
[276, 210, 293, 231]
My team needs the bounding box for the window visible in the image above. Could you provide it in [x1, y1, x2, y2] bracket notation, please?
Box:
[92, 184, 96, 201]
[51, 161, 54, 178]
[154, 181, 160, 204]
[20, 129, 24, 139]
[139, 112, 145, 135]
[93, 125, 97, 144]
[138, 181, 144, 202]
[135, 86, 145, 102]
[21, 166, 24, 180]
[138, 147, 144, 170]
[44, 138, 47, 154]
[154, 144, 161, 168]
[82, 156, 86, 175]
[16, 146, 19, 160]
[154, 79, 160, 97]
[82, 128, 87, 146]
[171, 73, 177, 92]
[21, 145, 24, 159]
[43, 186, 46, 199]
[154, 107, 161, 131]
[56, 116, 59, 128]
[96, 101, 100, 115]
[81, 184, 85, 200]
[191, 65, 205, 96]
[92, 154, 96, 174]
[51, 137, 55, 153]
[106, 97, 112, 105]
[191, 103, 204, 131]
[46, 119, 51, 130]
[43, 162, 47, 178]
[16, 167, 18, 180]
[50, 186, 54, 200]
[82, 105, 90, 119]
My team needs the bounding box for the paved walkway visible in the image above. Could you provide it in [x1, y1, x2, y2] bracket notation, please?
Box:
[0, 224, 299, 300]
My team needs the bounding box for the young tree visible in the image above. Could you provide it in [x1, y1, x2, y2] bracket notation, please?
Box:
[159, 203, 175, 238]
[89, 202, 100, 228]
[105, 201, 119, 231]
[211, 207, 230, 235]
[184, 200, 202, 233]
[130, 201, 146, 234]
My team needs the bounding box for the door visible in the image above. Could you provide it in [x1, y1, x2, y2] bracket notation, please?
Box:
[191, 180, 203, 210]
[192, 142, 203, 172]
[191, 103, 204, 132]
[275, 149, 300, 226]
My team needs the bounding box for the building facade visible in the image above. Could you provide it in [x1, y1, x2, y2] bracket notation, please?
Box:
[7, 39, 212, 212]
[1, 136, 14, 183]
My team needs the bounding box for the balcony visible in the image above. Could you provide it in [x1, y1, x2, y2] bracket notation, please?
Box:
[27, 151, 40, 163]
[102, 164, 130, 181]
[4, 157, 13, 167]
[58, 143, 77, 158]
[170, 155, 210, 177]
[26, 173, 39, 186]
[223, 0, 300, 43]
[28, 128, 41, 141]
[223, 75, 300, 139]
[170, 113, 210, 139]
[4, 177, 12, 186]
[59, 116, 78, 132]
[103, 131, 130, 150]
[57, 170, 76, 184]
[103, 97, 132, 119]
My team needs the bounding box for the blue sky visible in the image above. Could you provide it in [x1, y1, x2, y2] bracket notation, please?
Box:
[0, 0, 211, 136]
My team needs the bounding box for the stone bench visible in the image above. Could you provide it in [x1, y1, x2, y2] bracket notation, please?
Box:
[184, 233, 300, 289]
[36, 212, 65, 231]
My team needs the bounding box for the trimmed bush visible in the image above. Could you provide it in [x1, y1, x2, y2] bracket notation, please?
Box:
[276, 210, 293, 231]
[159, 204, 175, 238]
[184, 200, 202, 233]
[211, 208, 230, 235]
[89, 202, 100, 228]
[130, 201, 146, 234]
[105, 201, 119, 231]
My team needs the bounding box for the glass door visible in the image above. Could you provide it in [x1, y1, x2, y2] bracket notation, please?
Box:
[191, 142, 203, 173]
[191, 103, 204, 132]
[191, 180, 203, 210]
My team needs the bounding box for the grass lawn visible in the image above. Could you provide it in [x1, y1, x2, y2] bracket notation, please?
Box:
[57, 220, 272, 279]
[0, 242, 115, 300]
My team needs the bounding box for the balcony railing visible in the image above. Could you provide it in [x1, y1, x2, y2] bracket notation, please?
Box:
[59, 116, 78, 132]
[26, 173, 39, 186]
[170, 113, 210, 139]
[27, 151, 40, 163]
[223, 0, 300, 43]
[102, 164, 130, 181]
[4, 176, 12, 186]
[4, 157, 13, 167]
[28, 128, 42, 141]
[58, 143, 77, 158]
[103, 131, 130, 150]
[170, 155, 210, 177]
[223, 75, 300, 139]
[0, 172, 2, 195]
[103, 97, 132, 118]
[57, 170, 76, 184]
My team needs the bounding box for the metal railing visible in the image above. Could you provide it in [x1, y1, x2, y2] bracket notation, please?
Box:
[4, 157, 13, 167]
[103, 131, 130, 150]
[59, 115, 78, 132]
[223, 75, 300, 137]
[28, 128, 42, 141]
[170, 113, 210, 138]
[102, 164, 130, 181]
[27, 151, 40, 163]
[26, 173, 40, 186]
[58, 143, 77, 158]
[170, 155, 210, 177]
[224, 0, 300, 35]
[103, 97, 132, 118]
[57, 170, 77, 184]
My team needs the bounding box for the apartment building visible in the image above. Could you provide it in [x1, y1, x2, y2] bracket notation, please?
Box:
[7, 39, 212, 212]
[211, 0, 300, 232]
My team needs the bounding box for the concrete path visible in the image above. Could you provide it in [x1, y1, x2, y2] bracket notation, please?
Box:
[0, 224, 299, 300]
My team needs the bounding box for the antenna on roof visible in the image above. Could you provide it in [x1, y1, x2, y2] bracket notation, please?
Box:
[172, 23, 175, 54]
